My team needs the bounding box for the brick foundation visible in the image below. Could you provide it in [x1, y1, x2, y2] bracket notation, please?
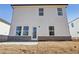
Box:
[38, 36, 72, 41]
[0, 35, 72, 42]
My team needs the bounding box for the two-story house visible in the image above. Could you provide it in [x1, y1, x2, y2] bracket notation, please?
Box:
[9, 4, 71, 41]
[69, 17, 79, 38]
[0, 18, 10, 35]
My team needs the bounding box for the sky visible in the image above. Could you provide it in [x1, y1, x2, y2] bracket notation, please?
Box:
[0, 4, 79, 23]
[67, 4, 79, 22]
[0, 4, 12, 23]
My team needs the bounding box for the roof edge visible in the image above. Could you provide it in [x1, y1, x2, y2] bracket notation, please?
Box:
[69, 17, 79, 23]
[0, 18, 11, 25]
[11, 4, 68, 6]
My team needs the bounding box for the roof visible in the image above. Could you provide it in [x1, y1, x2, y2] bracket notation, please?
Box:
[0, 18, 10, 25]
[11, 4, 68, 6]
[69, 17, 79, 24]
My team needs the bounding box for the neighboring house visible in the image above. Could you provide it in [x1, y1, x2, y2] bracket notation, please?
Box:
[9, 4, 70, 40]
[69, 17, 79, 37]
[0, 18, 10, 35]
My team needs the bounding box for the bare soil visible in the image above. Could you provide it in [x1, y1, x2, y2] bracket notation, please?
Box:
[0, 41, 79, 54]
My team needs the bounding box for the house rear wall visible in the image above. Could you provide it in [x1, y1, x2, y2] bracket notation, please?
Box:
[9, 5, 70, 36]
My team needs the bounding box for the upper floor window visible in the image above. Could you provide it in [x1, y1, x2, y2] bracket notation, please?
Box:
[39, 8, 44, 16]
[57, 8, 63, 16]
[23, 26, 29, 36]
[16, 26, 22, 36]
[71, 23, 74, 28]
[49, 26, 54, 36]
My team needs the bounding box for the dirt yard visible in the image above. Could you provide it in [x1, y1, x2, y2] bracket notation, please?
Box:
[0, 41, 79, 54]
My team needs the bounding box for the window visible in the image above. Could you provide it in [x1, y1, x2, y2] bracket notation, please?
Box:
[71, 23, 74, 28]
[49, 26, 54, 36]
[77, 32, 79, 34]
[39, 8, 44, 16]
[16, 26, 22, 36]
[33, 27, 37, 38]
[23, 26, 29, 35]
[57, 8, 63, 16]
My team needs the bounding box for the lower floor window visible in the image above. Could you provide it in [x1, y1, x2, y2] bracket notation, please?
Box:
[49, 31, 54, 35]
[49, 26, 54, 36]
[77, 32, 79, 34]
[16, 26, 22, 36]
[23, 26, 29, 36]
[15, 26, 55, 36]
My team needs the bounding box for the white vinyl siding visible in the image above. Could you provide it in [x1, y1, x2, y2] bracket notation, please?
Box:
[9, 5, 70, 36]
